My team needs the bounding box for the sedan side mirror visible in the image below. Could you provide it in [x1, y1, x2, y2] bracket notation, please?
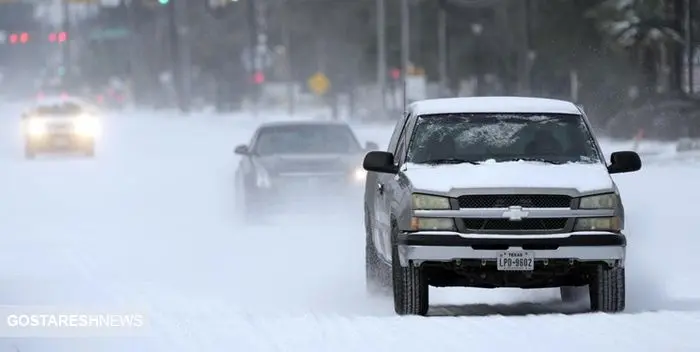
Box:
[608, 151, 641, 174]
[365, 141, 379, 150]
[234, 144, 250, 155]
[363, 151, 398, 174]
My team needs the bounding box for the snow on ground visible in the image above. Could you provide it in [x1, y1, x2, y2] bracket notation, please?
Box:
[0, 105, 697, 351]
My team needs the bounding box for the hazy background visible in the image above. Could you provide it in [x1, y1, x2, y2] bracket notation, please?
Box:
[1, 0, 699, 140]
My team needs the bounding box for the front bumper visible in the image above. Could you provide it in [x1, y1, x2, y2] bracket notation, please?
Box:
[26, 133, 94, 150]
[396, 231, 625, 267]
[261, 174, 364, 194]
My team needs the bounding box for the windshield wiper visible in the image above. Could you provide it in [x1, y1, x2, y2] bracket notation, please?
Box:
[506, 157, 562, 165]
[421, 158, 480, 165]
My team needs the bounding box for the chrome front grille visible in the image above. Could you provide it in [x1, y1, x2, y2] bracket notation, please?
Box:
[458, 194, 572, 208]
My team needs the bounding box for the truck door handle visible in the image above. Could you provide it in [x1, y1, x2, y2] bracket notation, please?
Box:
[377, 183, 384, 195]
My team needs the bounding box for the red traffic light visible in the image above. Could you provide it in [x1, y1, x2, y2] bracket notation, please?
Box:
[8, 32, 30, 44]
[49, 32, 67, 43]
[390, 68, 401, 80]
[252, 71, 265, 84]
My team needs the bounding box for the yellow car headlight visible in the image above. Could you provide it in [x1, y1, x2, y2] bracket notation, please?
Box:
[574, 217, 621, 232]
[73, 117, 101, 137]
[412, 193, 451, 210]
[579, 193, 617, 209]
[26, 120, 47, 136]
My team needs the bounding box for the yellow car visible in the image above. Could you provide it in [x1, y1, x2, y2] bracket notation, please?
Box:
[21, 97, 101, 158]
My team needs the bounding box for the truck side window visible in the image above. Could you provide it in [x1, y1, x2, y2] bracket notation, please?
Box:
[394, 122, 409, 165]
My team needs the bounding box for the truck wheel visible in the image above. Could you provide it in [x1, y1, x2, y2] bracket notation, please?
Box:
[365, 208, 387, 295]
[391, 222, 429, 316]
[589, 265, 625, 312]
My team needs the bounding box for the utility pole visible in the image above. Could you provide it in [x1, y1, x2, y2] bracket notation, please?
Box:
[245, 0, 268, 117]
[126, 0, 142, 106]
[377, 0, 386, 115]
[175, 0, 192, 113]
[437, 0, 448, 97]
[61, 0, 71, 84]
[167, 0, 191, 113]
[516, 0, 532, 95]
[686, 0, 694, 94]
[167, 0, 181, 110]
[281, 0, 294, 116]
[400, 0, 410, 111]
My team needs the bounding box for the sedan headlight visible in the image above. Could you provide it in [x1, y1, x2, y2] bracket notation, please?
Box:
[73, 116, 101, 137]
[26, 120, 47, 136]
[579, 193, 617, 209]
[412, 193, 451, 210]
[352, 167, 367, 182]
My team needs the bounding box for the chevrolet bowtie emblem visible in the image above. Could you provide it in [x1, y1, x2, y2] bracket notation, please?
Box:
[502, 206, 529, 221]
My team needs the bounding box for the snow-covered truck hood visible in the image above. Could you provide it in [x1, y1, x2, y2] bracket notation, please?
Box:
[403, 161, 614, 194]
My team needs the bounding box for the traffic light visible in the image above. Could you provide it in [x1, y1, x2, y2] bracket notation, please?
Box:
[390, 68, 401, 80]
[252, 71, 265, 84]
[158, 0, 169, 4]
[48, 32, 68, 43]
[7, 32, 29, 45]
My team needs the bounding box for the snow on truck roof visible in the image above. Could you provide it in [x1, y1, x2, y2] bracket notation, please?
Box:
[409, 96, 582, 116]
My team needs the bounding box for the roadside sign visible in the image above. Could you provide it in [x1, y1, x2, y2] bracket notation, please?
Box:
[307, 72, 330, 96]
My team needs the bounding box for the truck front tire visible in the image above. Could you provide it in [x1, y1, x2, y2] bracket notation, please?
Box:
[589, 265, 625, 313]
[391, 223, 429, 316]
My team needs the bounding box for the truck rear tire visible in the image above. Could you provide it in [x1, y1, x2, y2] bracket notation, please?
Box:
[365, 210, 388, 295]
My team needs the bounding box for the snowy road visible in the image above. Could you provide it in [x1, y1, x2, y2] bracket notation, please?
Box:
[0, 105, 698, 351]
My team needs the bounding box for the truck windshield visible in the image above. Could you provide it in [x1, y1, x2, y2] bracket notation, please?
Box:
[406, 113, 602, 165]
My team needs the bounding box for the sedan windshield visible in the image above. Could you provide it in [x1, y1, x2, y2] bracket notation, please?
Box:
[407, 113, 602, 165]
[255, 124, 362, 155]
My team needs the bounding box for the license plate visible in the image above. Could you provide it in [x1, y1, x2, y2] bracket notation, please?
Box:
[497, 251, 534, 271]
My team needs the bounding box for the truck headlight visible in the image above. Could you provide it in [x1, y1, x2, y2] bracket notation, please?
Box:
[410, 217, 455, 231]
[73, 117, 101, 137]
[412, 193, 451, 210]
[26, 120, 47, 136]
[574, 217, 621, 232]
[579, 193, 617, 209]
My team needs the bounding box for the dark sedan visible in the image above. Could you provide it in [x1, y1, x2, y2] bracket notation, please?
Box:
[233, 121, 377, 220]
